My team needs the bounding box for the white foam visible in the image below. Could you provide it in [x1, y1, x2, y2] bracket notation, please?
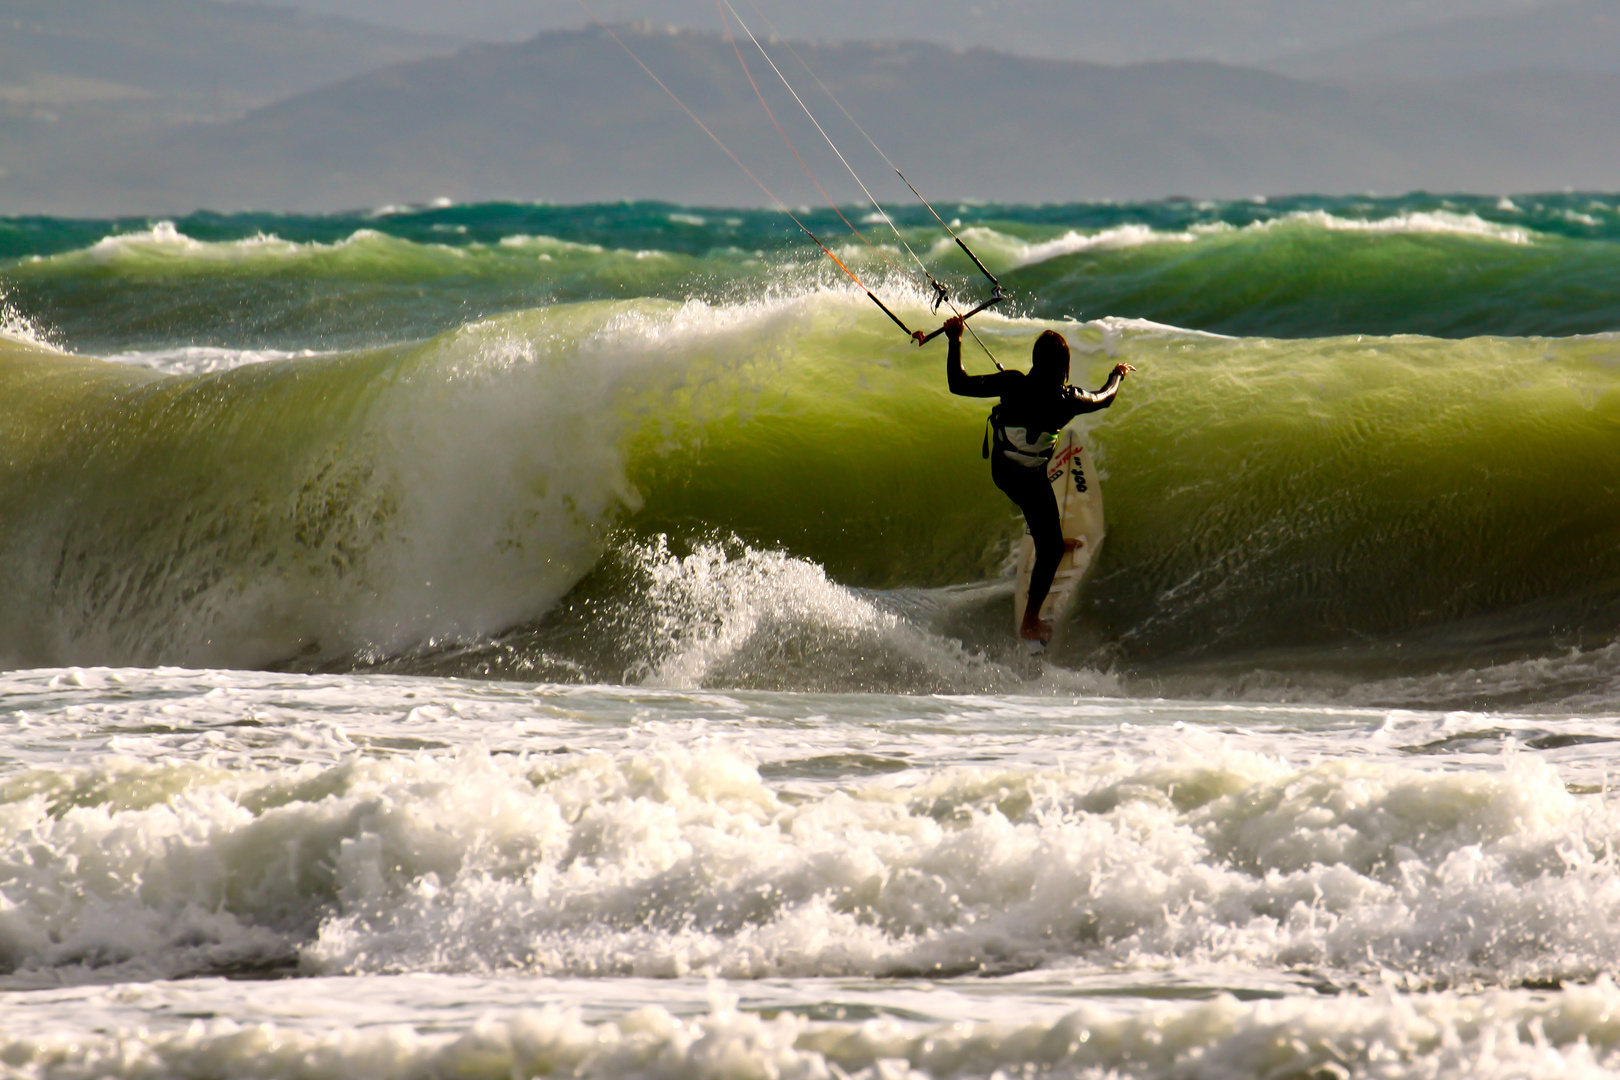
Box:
[85, 221, 305, 260]
[0, 291, 54, 351]
[1243, 209, 1534, 244]
[497, 233, 606, 254]
[945, 209, 1538, 275]
[86, 219, 204, 254]
[1085, 314, 1234, 340]
[77, 223, 451, 266]
[618, 536, 1101, 695]
[101, 346, 323, 376]
[8, 983, 1620, 1080]
[311, 300, 757, 663]
[318, 289, 938, 667]
[930, 224, 1197, 270]
[8, 721, 1610, 989]
[297, 742, 1620, 988]
[366, 197, 458, 218]
[7, 665, 1620, 1000]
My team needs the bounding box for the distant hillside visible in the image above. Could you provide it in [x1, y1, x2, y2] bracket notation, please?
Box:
[1270, 0, 1620, 84]
[0, 0, 458, 123]
[278, 0, 1550, 67]
[8, 23, 1620, 214]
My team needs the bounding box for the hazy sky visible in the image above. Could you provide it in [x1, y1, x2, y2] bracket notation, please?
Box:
[265, 0, 1555, 62]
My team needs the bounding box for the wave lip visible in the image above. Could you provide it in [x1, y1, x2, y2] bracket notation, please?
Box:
[101, 345, 325, 376]
[933, 209, 1537, 278]
[936, 224, 1198, 271]
[1243, 208, 1535, 244]
[84, 220, 328, 261]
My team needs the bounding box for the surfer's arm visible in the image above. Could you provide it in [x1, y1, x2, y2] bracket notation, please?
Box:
[944, 317, 1013, 397]
[1067, 363, 1134, 413]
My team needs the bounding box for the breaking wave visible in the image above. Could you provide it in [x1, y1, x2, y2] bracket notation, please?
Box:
[2, 291, 1620, 706]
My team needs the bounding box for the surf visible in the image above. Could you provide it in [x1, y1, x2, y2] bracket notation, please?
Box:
[10, 196, 1620, 353]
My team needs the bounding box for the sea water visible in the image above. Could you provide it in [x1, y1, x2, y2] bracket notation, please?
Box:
[6, 197, 1620, 1077]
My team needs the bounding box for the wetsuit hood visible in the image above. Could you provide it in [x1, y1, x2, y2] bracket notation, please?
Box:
[1030, 330, 1070, 384]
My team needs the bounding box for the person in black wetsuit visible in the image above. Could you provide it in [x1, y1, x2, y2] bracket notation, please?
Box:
[943, 315, 1133, 645]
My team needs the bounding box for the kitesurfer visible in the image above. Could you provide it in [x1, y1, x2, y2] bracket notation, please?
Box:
[944, 316, 1133, 646]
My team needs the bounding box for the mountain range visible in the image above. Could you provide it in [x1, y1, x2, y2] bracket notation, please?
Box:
[1270, 0, 1620, 83]
[2, 0, 1619, 213]
[0, 0, 456, 123]
[258, 0, 1554, 66]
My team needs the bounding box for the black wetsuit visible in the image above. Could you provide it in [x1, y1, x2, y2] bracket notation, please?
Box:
[947, 338, 1124, 621]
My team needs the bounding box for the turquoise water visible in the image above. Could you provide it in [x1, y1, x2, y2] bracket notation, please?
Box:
[6, 193, 1620, 351]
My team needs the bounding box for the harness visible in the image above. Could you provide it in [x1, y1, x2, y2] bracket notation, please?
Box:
[982, 404, 1058, 468]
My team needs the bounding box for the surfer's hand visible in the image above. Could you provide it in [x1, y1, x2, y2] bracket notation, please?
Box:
[1113, 363, 1136, 378]
[943, 316, 964, 342]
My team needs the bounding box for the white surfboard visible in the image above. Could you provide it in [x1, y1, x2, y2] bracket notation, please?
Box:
[1013, 428, 1105, 652]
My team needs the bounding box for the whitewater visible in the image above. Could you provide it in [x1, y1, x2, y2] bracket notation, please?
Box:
[6, 194, 1620, 1078]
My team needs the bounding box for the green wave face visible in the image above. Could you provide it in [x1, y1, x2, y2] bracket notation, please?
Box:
[8, 293, 1619, 676]
[1, 224, 766, 352]
[0, 307, 658, 668]
[1010, 222, 1620, 339]
[621, 312, 1620, 664]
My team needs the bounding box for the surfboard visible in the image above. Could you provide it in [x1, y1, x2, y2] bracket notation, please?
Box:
[1013, 427, 1105, 652]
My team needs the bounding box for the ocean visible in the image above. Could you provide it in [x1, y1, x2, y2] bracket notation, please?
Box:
[5, 193, 1620, 1077]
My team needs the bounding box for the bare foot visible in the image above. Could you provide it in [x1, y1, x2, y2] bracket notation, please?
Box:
[1063, 537, 1084, 553]
[1019, 614, 1053, 645]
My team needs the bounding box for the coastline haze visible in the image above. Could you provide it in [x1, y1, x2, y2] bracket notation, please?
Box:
[235, 0, 1553, 64]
